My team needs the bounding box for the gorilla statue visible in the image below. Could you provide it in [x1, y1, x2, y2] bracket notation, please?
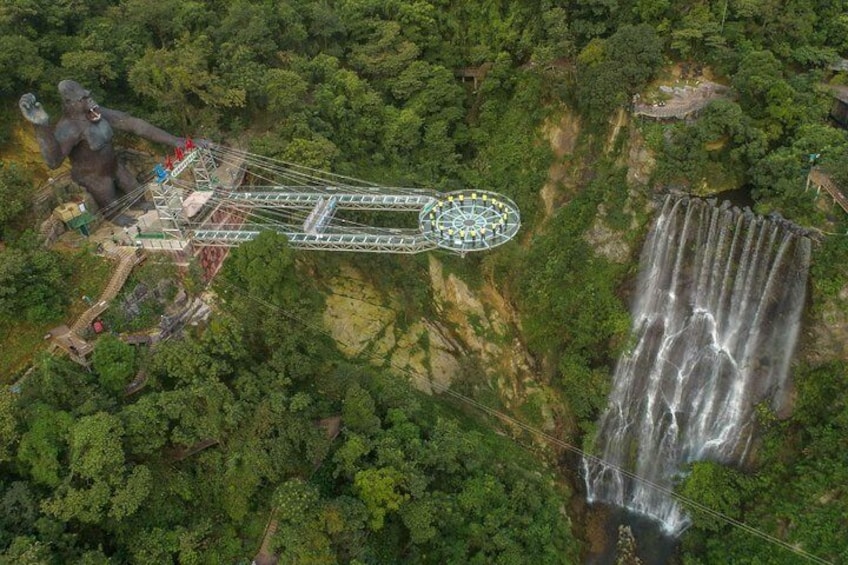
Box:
[19, 80, 184, 212]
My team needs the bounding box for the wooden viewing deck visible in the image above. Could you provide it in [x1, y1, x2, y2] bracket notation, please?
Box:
[807, 167, 848, 215]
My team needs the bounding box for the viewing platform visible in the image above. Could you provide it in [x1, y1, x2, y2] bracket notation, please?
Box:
[133, 143, 521, 259]
[807, 167, 848, 215]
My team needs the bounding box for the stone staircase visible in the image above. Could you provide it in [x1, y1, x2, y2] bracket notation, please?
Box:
[71, 247, 143, 335]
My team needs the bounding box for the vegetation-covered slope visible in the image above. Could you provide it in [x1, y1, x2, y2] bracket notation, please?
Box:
[1, 1, 847, 563]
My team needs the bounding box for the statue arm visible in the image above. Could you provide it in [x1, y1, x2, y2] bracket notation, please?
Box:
[32, 124, 74, 169]
[100, 107, 183, 147]
[19, 93, 73, 169]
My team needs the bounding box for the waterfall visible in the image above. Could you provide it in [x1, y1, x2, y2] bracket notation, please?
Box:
[583, 196, 811, 536]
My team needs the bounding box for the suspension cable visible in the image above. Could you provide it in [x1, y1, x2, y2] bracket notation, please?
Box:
[211, 278, 834, 565]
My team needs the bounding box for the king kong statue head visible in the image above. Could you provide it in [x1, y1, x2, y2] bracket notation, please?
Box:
[58, 80, 103, 125]
[20, 80, 185, 213]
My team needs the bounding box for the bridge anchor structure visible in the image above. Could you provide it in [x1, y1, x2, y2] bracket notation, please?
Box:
[134, 142, 521, 277]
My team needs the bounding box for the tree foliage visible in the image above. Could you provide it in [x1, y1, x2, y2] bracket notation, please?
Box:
[0, 230, 580, 561]
[3, 0, 848, 562]
[576, 24, 664, 127]
[0, 237, 69, 324]
[91, 335, 136, 395]
[0, 162, 32, 235]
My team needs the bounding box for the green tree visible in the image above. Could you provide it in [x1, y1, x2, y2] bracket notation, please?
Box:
[42, 412, 151, 524]
[669, 3, 724, 59]
[92, 335, 136, 395]
[153, 382, 235, 448]
[217, 230, 302, 310]
[656, 99, 759, 190]
[0, 240, 68, 324]
[0, 35, 44, 98]
[0, 536, 53, 564]
[0, 161, 32, 235]
[576, 24, 663, 127]
[0, 386, 19, 463]
[120, 394, 170, 456]
[215, 230, 326, 371]
[16, 404, 72, 487]
[273, 479, 336, 564]
[263, 68, 309, 117]
[281, 136, 340, 171]
[60, 49, 119, 89]
[731, 50, 816, 143]
[342, 383, 381, 436]
[605, 24, 664, 92]
[749, 122, 848, 222]
[128, 34, 245, 131]
[354, 466, 409, 531]
[0, 481, 39, 548]
[151, 317, 247, 387]
[678, 461, 748, 532]
[348, 19, 421, 81]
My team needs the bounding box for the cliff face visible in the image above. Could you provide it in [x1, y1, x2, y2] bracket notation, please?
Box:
[321, 257, 543, 411]
[804, 283, 848, 364]
[319, 106, 662, 441]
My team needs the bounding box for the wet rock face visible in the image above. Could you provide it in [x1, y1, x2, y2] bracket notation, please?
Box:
[322, 264, 397, 358]
[541, 109, 582, 218]
[626, 128, 656, 188]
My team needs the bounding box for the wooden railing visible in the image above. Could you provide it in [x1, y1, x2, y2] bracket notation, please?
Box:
[807, 168, 848, 215]
[70, 247, 144, 335]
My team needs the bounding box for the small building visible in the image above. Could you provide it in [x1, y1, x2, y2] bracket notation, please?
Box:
[54, 201, 96, 236]
[455, 62, 493, 91]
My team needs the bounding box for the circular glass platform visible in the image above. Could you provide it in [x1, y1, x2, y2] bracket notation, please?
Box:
[419, 190, 521, 253]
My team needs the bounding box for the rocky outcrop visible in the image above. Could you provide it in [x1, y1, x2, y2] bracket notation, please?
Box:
[321, 258, 542, 413]
[804, 283, 848, 364]
[625, 127, 656, 187]
[633, 80, 729, 120]
[322, 265, 397, 358]
[541, 108, 582, 218]
[583, 210, 633, 264]
[321, 264, 462, 393]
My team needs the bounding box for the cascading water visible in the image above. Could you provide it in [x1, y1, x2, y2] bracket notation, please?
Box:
[583, 195, 811, 536]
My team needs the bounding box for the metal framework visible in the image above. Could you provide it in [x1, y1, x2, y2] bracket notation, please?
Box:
[225, 188, 437, 211]
[147, 145, 521, 255]
[420, 191, 521, 253]
[194, 227, 434, 253]
[150, 170, 186, 240]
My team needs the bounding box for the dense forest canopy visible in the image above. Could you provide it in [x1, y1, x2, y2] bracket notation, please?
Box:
[2, 0, 848, 228]
[1, 0, 848, 563]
